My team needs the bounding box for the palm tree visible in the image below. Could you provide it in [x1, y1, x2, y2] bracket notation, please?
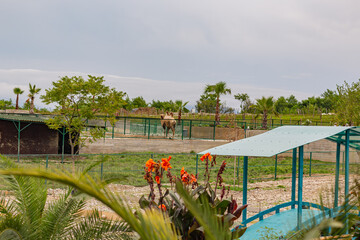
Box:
[255, 96, 277, 129]
[28, 83, 41, 114]
[13, 87, 24, 110]
[205, 82, 231, 124]
[174, 100, 189, 123]
[0, 173, 131, 239]
[234, 93, 249, 120]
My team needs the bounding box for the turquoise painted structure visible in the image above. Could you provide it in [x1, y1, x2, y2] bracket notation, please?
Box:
[199, 126, 360, 238]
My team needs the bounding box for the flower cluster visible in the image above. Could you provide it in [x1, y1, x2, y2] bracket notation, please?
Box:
[180, 167, 198, 188]
[200, 152, 212, 161]
[144, 156, 173, 202]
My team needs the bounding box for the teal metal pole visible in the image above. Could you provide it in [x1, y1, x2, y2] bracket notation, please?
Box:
[242, 156, 248, 224]
[345, 130, 350, 200]
[237, 156, 240, 185]
[195, 154, 199, 176]
[334, 142, 341, 208]
[17, 121, 20, 162]
[148, 119, 151, 139]
[274, 155, 278, 180]
[291, 148, 297, 209]
[104, 119, 107, 140]
[309, 152, 312, 176]
[297, 146, 304, 230]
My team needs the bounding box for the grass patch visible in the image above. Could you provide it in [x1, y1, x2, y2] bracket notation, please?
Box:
[0, 153, 353, 189]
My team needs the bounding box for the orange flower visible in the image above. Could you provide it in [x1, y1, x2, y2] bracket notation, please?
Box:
[181, 167, 185, 176]
[200, 153, 212, 161]
[181, 172, 189, 184]
[161, 157, 172, 171]
[155, 176, 160, 184]
[145, 159, 156, 172]
[190, 174, 197, 183]
[158, 204, 166, 211]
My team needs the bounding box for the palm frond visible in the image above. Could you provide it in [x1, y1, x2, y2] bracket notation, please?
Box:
[68, 209, 132, 240]
[175, 181, 236, 240]
[0, 168, 179, 240]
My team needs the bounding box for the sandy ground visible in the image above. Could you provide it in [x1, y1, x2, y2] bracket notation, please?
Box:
[44, 174, 356, 222]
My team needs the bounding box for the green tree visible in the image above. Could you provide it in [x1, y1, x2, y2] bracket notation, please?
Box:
[41, 76, 125, 170]
[255, 96, 277, 129]
[205, 82, 231, 123]
[13, 87, 24, 110]
[174, 100, 189, 123]
[131, 96, 148, 109]
[28, 83, 41, 114]
[195, 92, 217, 114]
[234, 93, 249, 119]
[0, 99, 13, 110]
[336, 80, 360, 125]
[274, 96, 288, 114]
[321, 89, 338, 112]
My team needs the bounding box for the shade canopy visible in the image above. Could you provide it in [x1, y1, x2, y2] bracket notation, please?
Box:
[199, 126, 356, 157]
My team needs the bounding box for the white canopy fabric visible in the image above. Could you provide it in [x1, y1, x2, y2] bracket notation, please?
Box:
[198, 126, 353, 157]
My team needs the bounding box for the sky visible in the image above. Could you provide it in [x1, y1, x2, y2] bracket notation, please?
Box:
[1, 1, 360, 111]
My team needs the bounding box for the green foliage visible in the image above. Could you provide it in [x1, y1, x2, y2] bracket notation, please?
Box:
[0, 159, 130, 240]
[255, 96, 277, 129]
[28, 83, 41, 114]
[41, 75, 126, 156]
[336, 80, 360, 125]
[13, 87, 24, 110]
[204, 82, 231, 123]
[196, 92, 217, 113]
[0, 99, 13, 110]
[140, 155, 247, 239]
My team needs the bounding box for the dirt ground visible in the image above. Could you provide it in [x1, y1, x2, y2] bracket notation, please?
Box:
[45, 174, 357, 222]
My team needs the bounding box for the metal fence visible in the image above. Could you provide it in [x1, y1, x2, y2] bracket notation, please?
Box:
[2, 150, 357, 189]
[85, 116, 333, 141]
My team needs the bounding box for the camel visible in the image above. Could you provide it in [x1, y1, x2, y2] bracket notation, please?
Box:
[160, 112, 176, 139]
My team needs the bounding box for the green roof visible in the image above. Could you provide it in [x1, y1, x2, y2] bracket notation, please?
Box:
[199, 126, 359, 157]
[0, 113, 49, 123]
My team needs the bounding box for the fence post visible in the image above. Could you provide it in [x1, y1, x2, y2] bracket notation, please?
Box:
[189, 120, 192, 139]
[148, 119, 151, 139]
[274, 155, 278, 180]
[45, 154, 49, 185]
[237, 156, 240, 185]
[104, 119, 107, 140]
[213, 121, 216, 141]
[123, 117, 126, 135]
[151, 153, 154, 159]
[181, 119, 184, 140]
[112, 124, 115, 139]
[309, 152, 312, 176]
[195, 154, 199, 176]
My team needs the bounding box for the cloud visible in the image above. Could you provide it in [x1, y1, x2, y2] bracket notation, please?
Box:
[0, 68, 312, 111]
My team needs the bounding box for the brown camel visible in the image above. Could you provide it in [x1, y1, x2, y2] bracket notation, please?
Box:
[160, 112, 176, 139]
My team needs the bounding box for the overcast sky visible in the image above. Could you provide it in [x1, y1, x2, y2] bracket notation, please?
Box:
[1, 1, 360, 111]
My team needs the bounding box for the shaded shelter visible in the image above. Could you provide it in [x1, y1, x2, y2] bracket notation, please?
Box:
[0, 113, 76, 160]
[199, 126, 360, 237]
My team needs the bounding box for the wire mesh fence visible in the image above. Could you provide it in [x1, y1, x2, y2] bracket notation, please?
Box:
[1, 150, 358, 190]
[84, 117, 333, 141]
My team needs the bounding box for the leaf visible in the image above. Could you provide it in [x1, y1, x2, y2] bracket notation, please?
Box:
[139, 196, 150, 209]
[214, 200, 231, 215]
